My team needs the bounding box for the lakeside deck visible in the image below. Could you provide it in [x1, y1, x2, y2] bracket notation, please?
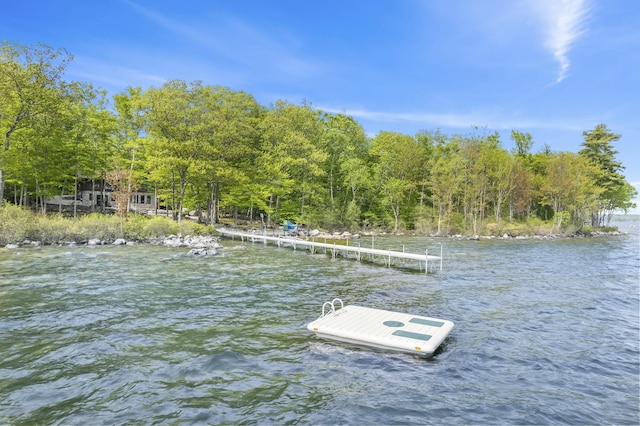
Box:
[216, 228, 443, 273]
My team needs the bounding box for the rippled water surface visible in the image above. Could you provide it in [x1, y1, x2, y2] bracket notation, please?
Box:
[1, 223, 639, 425]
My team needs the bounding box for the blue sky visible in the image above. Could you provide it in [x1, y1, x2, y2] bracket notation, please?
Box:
[3, 0, 639, 212]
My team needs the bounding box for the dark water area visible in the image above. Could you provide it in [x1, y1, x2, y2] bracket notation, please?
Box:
[1, 222, 638, 425]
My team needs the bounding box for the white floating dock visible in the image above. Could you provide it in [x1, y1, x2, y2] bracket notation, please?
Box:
[307, 299, 454, 357]
[217, 228, 443, 273]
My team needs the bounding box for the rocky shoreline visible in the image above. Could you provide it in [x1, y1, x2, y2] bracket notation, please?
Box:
[3, 234, 224, 256]
[267, 227, 628, 241]
[2, 228, 627, 251]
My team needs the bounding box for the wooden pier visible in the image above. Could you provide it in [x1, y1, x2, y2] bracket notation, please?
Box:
[216, 228, 443, 273]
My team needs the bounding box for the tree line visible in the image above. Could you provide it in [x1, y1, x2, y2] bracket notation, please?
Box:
[1, 42, 636, 235]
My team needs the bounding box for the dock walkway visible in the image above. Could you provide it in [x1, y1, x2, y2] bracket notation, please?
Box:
[217, 228, 442, 273]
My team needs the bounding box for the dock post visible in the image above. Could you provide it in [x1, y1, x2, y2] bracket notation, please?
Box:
[370, 236, 374, 262]
[425, 249, 428, 274]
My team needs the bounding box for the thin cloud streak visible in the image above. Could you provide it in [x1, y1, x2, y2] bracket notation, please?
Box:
[534, 0, 592, 83]
[123, 0, 321, 82]
[321, 106, 589, 133]
[68, 58, 167, 91]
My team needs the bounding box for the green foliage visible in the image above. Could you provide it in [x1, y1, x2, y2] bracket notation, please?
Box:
[75, 214, 121, 241]
[449, 212, 465, 235]
[0, 204, 31, 244]
[31, 214, 82, 244]
[1, 41, 636, 237]
[0, 205, 214, 245]
[579, 124, 637, 227]
[144, 215, 180, 237]
[0, 41, 73, 203]
[176, 219, 209, 236]
[485, 221, 535, 237]
[580, 224, 594, 235]
[344, 200, 362, 232]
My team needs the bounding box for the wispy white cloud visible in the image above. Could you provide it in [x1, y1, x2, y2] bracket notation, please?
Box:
[531, 0, 592, 83]
[122, 1, 321, 82]
[124, 1, 229, 55]
[68, 57, 167, 91]
[320, 105, 589, 132]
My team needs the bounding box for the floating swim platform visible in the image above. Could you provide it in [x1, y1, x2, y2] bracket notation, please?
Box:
[307, 299, 454, 357]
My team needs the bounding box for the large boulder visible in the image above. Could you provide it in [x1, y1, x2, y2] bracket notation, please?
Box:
[187, 247, 217, 256]
[163, 235, 184, 247]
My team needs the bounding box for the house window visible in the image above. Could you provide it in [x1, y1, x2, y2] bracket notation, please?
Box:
[131, 194, 150, 204]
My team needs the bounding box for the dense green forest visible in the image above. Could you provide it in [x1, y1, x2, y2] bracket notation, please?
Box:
[1, 42, 636, 235]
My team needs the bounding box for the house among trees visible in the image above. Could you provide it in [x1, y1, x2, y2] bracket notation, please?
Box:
[45, 180, 157, 214]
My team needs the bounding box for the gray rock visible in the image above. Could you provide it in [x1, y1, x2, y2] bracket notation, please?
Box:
[187, 247, 217, 256]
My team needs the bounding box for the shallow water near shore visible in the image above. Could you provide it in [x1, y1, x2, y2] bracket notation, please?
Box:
[1, 222, 639, 425]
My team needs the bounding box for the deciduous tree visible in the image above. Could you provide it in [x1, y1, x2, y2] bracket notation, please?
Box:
[0, 42, 72, 203]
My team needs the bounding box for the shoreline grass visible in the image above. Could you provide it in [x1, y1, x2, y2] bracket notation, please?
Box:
[0, 205, 627, 247]
[0, 205, 213, 246]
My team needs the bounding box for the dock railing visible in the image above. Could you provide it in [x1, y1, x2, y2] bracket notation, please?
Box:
[216, 228, 443, 273]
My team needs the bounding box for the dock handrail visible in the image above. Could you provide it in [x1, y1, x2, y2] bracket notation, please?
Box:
[320, 298, 344, 318]
[217, 228, 442, 273]
[332, 298, 343, 312]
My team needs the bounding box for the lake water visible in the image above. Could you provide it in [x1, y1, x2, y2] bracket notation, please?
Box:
[1, 222, 639, 425]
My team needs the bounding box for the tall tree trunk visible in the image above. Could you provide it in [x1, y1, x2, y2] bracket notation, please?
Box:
[171, 170, 176, 221]
[90, 178, 95, 213]
[0, 132, 10, 204]
[212, 182, 220, 225]
[208, 183, 214, 225]
[154, 183, 158, 216]
[274, 195, 280, 227]
[267, 195, 273, 228]
[0, 169, 5, 205]
[73, 172, 78, 218]
[101, 178, 106, 213]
